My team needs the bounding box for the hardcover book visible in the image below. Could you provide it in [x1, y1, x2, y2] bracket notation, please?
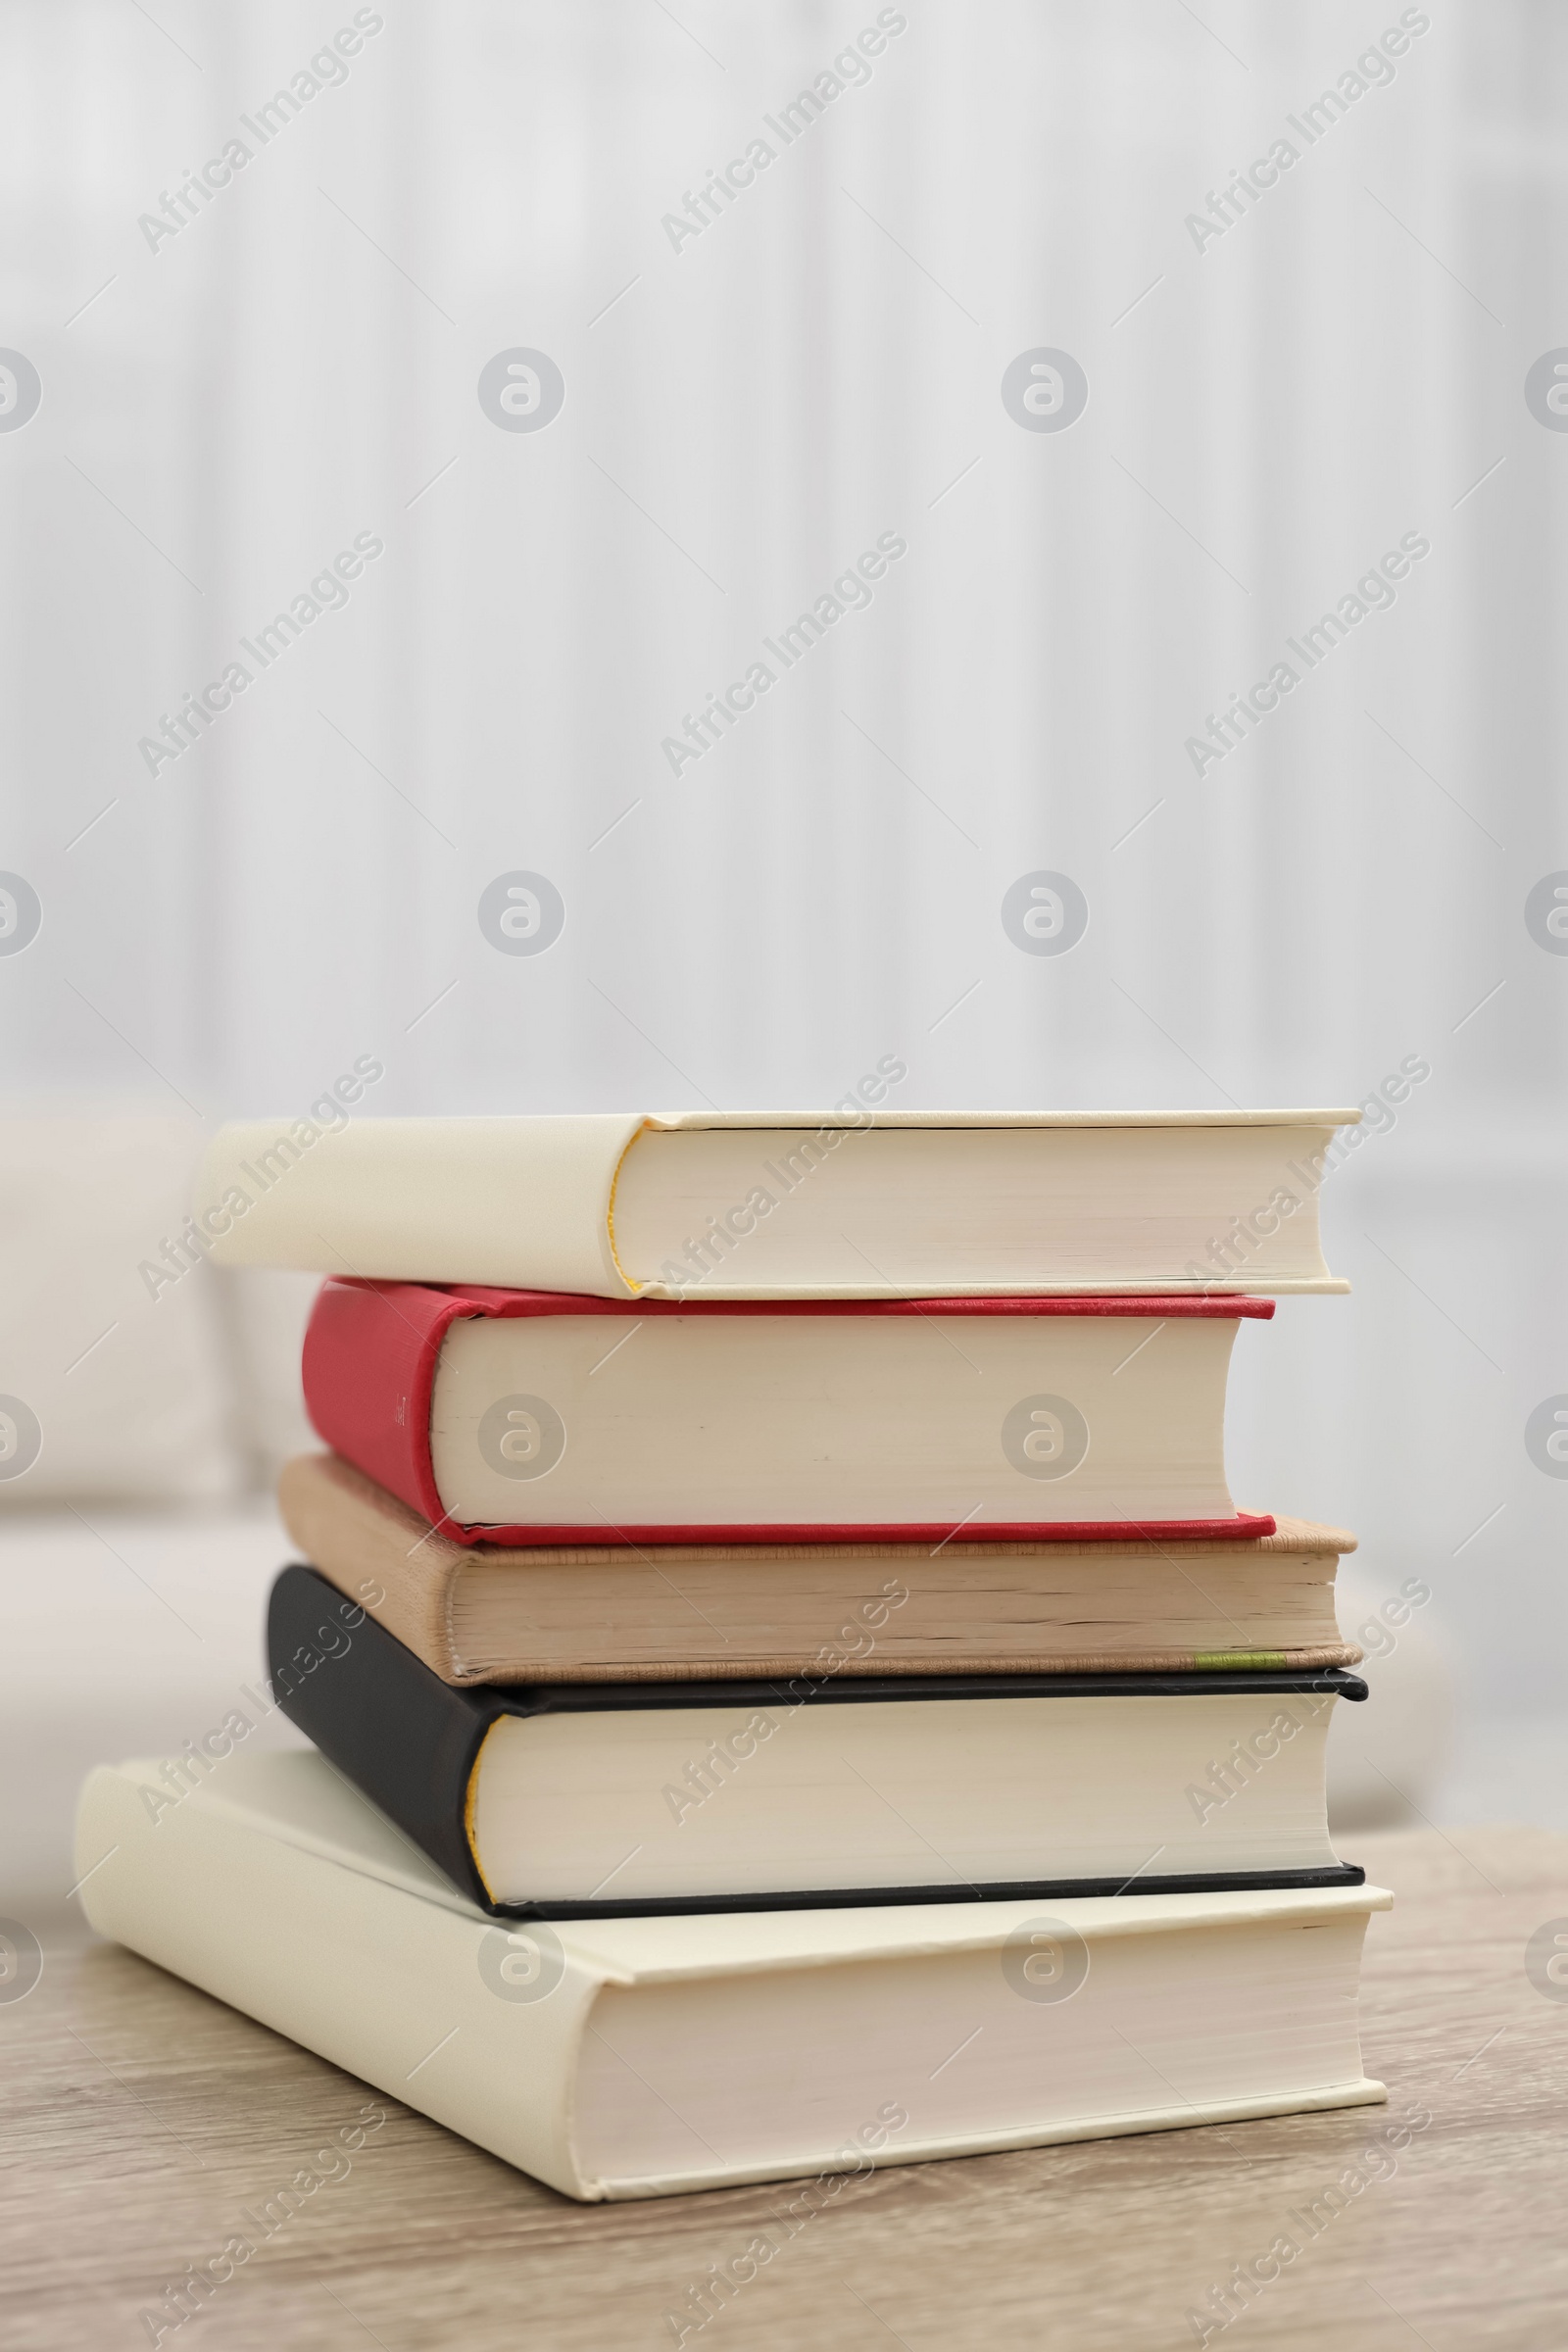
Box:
[268, 1565, 1367, 1918]
[278, 1449, 1360, 1685]
[75, 1750, 1391, 2201]
[301, 1281, 1278, 1545]
[194, 1107, 1357, 1298]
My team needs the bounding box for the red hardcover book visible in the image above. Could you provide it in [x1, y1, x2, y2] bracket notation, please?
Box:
[302, 1280, 1276, 1548]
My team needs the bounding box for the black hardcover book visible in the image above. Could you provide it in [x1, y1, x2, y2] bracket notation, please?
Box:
[269, 1564, 1367, 1920]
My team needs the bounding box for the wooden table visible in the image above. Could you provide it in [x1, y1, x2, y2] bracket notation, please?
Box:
[5, 1826, 1567, 2351]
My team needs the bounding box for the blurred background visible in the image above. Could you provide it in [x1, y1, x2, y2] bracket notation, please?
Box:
[3, 0, 1564, 1928]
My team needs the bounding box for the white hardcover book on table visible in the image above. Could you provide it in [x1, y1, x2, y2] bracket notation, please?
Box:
[76, 1753, 1390, 2202]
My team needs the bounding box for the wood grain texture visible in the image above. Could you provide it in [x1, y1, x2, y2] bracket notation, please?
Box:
[3, 1825, 1566, 2352]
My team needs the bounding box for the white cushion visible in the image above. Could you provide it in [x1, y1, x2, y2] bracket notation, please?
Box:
[0, 1115, 243, 1503]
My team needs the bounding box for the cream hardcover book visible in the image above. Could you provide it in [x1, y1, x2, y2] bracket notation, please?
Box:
[76, 1753, 1389, 2202]
[192, 1108, 1358, 1298]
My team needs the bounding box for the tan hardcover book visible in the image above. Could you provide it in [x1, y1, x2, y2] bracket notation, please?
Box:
[278, 1452, 1360, 1686]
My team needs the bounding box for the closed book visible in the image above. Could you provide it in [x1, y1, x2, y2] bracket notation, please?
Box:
[74, 1750, 1392, 2201]
[194, 1106, 1357, 1298]
[279, 1449, 1360, 1685]
[269, 1566, 1367, 1918]
[301, 1280, 1278, 1545]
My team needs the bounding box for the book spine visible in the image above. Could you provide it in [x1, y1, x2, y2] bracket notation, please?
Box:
[267, 1565, 501, 1909]
[301, 1277, 474, 1528]
[73, 1764, 599, 2197]
[276, 1454, 464, 1680]
[194, 1113, 643, 1295]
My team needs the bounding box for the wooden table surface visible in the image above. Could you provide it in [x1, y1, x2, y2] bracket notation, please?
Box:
[5, 1824, 1568, 2351]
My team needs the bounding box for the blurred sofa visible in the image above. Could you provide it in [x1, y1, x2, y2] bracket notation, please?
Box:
[0, 1114, 320, 1930]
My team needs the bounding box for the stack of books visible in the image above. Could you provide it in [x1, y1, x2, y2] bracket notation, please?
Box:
[77, 1108, 1392, 2202]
